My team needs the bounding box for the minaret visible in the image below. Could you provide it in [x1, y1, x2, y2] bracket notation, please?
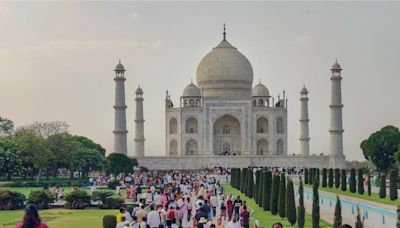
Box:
[299, 86, 310, 155]
[134, 86, 145, 157]
[329, 60, 345, 168]
[113, 60, 128, 155]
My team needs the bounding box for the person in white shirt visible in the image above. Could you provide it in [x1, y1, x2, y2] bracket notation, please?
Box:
[147, 205, 161, 228]
[116, 216, 130, 228]
[225, 215, 241, 228]
[124, 209, 133, 222]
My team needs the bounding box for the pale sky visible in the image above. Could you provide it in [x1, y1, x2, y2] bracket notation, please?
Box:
[1, 2, 399, 161]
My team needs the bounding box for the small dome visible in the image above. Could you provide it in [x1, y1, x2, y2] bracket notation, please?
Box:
[196, 38, 254, 98]
[331, 61, 342, 71]
[115, 61, 125, 71]
[300, 86, 308, 94]
[136, 86, 143, 93]
[183, 83, 201, 97]
[252, 83, 269, 97]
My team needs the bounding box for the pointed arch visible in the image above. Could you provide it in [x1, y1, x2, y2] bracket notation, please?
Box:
[276, 139, 284, 155]
[185, 117, 198, 133]
[186, 139, 198, 155]
[169, 118, 177, 134]
[276, 117, 284, 134]
[169, 140, 178, 155]
[256, 117, 268, 133]
[257, 138, 269, 155]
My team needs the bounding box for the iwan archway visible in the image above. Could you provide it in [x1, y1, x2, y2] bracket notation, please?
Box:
[213, 114, 241, 156]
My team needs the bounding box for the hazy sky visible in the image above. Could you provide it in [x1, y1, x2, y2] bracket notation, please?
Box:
[1, 2, 399, 161]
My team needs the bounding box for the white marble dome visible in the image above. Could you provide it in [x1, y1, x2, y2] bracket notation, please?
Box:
[196, 39, 254, 98]
[252, 82, 269, 97]
[183, 83, 201, 97]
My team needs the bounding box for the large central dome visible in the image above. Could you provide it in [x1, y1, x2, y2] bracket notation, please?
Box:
[196, 38, 254, 98]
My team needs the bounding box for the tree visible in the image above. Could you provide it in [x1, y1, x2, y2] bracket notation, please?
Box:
[361, 125, 400, 173]
[341, 169, 347, 191]
[312, 176, 319, 228]
[263, 171, 272, 211]
[18, 121, 69, 138]
[309, 168, 313, 185]
[14, 129, 52, 182]
[298, 176, 305, 228]
[70, 135, 106, 156]
[379, 175, 386, 198]
[389, 169, 398, 201]
[367, 172, 371, 196]
[355, 206, 364, 228]
[107, 153, 137, 175]
[322, 168, 327, 188]
[0, 147, 22, 180]
[335, 168, 340, 189]
[270, 174, 280, 215]
[46, 133, 77, 177]
[278, 173, 286, 219]
[304, 168, 309, 185]
[255, 170, 261, 204]
[286, 178, 296, 225]
[350, 168, 356, 193]
[328, 168, 334, 188]
[243, 168, 249, 195]
[70, 148, 107, 178]
[240, 168, 245, 193]
[358, 169, 364, 195]
[0, 117, 14, 136]
[333, 195, 342, 228]
[246, 169, 254, 198]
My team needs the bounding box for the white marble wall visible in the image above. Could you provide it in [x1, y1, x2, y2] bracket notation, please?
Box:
[135, 154, 345, 170]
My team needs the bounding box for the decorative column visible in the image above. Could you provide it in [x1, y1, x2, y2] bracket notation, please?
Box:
[329, 60, 345, 168]
[113, 60, 128, 155]
[299, 86, 310, 155]
[134, 86, 145, 157]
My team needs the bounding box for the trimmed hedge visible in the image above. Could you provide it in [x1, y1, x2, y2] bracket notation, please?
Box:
[0, 179, 86, 188]
[103, 215, 117, 228]
[27, 190, 55, 209]
[328, 168, 334, 188]
[270, 174, 280, 215]
[389, 169, 398, 201]
[357, 169, 364, 195]
[322, 168, 327, 188]
[334, 168, 340, 189]
[341, 169, 347, 191]
[349, 168, 356, 193]
[0, 188, 26, 210]
[65, 190, 91, 209]
[379, 175, 386, 199]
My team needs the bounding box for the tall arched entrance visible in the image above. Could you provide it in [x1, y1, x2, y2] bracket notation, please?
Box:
[213, 114, 241, 155]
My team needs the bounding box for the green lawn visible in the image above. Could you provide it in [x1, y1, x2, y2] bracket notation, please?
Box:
[223, 185, 331, 228]
[0, 209, 116, 227]
[303, 185, 399, 207]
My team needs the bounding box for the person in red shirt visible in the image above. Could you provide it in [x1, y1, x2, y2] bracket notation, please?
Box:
[226, 195, 234, 221]
[16, 204, 49, 228]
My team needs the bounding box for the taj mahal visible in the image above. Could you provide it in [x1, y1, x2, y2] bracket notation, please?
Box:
[112, 27, 346, 170]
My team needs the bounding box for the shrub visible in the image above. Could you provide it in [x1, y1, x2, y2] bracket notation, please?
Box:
[334, 168, 340, 189]
[389, 169, 398, 201]
[278, 173, 286, 219]
[367, 173, 371, 196]
[65, 190, 91, 209]
[379, 175, 386, 199]
[263, 171, 272, 211]
[103, 215, 117, 228]
[322, 168, 327, 188]
[349, 168, 356, 193]
[246, 169, 254, 198]
[341, 169, 347, 191]
[298, 177, 305, 228]
[357, 169, 364, 195]
[312, 176, 319, 228]
[333, 195, 342, 228]
[285, 178, 296, 225]
[92, 191, 113, 203]
[107, 179, 120, 190]
[100, 197, 124, 209]
[0, 188, 26, 210]
[304, 169, 309, 185]
[28, 190, 55, 209]
[254, 170, 261, 204]
[328, 168, 334, 188]
[0, 179, 86, 188]
[257, 171, 264, 207]
[270, 174, 280, 215]
[355, 206, 364, 228]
